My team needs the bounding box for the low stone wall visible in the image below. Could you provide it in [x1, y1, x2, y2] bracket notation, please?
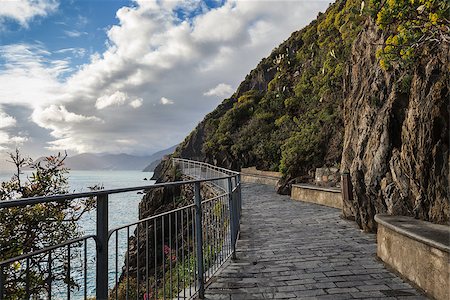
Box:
[291, 184, 342, 209]
[375, 215, 450, 300]
[240, 167, 281, 186]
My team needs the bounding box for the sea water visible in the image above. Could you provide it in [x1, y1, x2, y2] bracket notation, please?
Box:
[0, 170, 154, 298]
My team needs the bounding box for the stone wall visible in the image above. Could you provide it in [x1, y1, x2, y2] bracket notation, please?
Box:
[240, 167, 281, 186]
[291, 184, 342, 209]
[375, 215, 450, 300]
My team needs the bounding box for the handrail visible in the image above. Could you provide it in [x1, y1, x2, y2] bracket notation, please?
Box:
[0, 158, 242, 300]
[0, 175, 233, 209]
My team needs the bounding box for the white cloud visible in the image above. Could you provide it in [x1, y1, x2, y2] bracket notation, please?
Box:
[0, 0, 58, 28]
[96, 91, 144, 109]
[34, 105, 101, 126]
[96, 91, 128, 109]
[0, 126, 28, 151]
[204, 83, 234, 97]
[9, 136, 28, 144]
[0, 111, 16, 128]
[55, 47, 86, 58]
[63, 30, 87, 38]
[0, 44, 68, 108]
[160, 97, 175, 105]
[129, 98, 143, 108]
[0, 0, 331, 156]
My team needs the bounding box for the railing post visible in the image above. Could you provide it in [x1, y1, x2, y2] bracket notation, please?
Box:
[0, 265, 4, 300]
[96, 194, 109, 300]
[237, 174, 242, 232]
[341, 172, 353, 204]
[194, 182, 205, 298]
[227, 177, 237, 260]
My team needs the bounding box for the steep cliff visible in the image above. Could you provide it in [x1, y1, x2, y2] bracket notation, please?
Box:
[150, 0, 449, 229]
[175, 0, 365, 191]
[341, 21, 449, 231]
[122, 0, 449, 294]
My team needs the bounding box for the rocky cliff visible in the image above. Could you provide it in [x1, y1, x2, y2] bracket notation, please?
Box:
[148, 0, 449, 230]
[341, 21, 449, 231]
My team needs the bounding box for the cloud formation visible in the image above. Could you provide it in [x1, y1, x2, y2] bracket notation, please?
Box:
[0, 0, 58, 28]
[160, 97, 175, 105]
[204, 83, 234, 98]
[0, 0, 331, 157]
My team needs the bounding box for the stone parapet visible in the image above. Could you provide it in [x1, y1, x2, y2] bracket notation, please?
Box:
[375, 214, 450, 300]
[291, 184, 342, 209]
[240, 167, 281, 186]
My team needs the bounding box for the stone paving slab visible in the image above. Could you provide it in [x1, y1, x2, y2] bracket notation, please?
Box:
[204, 184, 427, 300]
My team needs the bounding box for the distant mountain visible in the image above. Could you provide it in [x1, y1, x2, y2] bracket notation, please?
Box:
[63, 153, 152, 170]
[30, 145, 179, 171]
[142, 145, 177, 172]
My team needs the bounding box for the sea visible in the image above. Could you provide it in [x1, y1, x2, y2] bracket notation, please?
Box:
[0, 170, 154, 298]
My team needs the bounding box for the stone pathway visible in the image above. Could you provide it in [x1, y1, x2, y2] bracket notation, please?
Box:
[204, 184, 426, 299]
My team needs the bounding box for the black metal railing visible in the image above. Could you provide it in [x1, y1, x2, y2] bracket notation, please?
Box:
[0, 158, 242, 299]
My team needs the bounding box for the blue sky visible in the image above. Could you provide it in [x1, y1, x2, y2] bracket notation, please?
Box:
[0, 1, 131, 70]
[0, 0, 331, 170]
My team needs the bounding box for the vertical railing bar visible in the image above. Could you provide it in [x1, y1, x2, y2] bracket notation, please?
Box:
[0, 265, 4, 300]
[186, 207, 191, 297]
[218, 197, 223, 265]
[169, 212, 173, 299]
[213, 200, 220, 270]
[67, 244, 71, 300]
[161, 215, 166, 299]
[146, 221, 149, 299]
[223, 195, 227, 261]
[162, 215, 165, 300]
[153, 218, 157, 300]
[126, 226, 130, 300]
[228, 177, 237, 260]
[83, 240, 87, 300]
[137, 224, 140, 300]
[115, 231, 118, 300]
[181, 209, 185, 300]
[25, 257, 30, 299]
[175, 210, 179, 300]
[194, 182, 205, 298]
[96, 194, 109, 300]
[191, 207, 196, 293]
[207, 201, 211, 275]
[48, 250, 52, 300]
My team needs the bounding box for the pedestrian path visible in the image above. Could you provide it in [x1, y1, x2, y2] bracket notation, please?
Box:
[204, 183, 426, 299]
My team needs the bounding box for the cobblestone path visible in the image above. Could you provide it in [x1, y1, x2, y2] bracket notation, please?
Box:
[204, 184, 426, 299]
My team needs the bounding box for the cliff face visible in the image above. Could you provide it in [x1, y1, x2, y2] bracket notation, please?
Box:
[175, 0, 364, 185]
[150, 0, 449, 232]
[341, 21, 450, 231]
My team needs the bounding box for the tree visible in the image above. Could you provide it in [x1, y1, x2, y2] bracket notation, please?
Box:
[0, 150, 96, 299]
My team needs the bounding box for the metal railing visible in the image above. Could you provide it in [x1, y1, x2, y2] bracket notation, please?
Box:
[0, 158, 242, 299]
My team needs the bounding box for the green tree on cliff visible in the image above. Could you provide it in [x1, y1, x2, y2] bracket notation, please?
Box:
[0, 149, 96, 298]
[369, 0, 450, 68]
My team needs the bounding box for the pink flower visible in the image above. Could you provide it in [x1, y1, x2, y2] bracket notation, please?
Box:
[164, 245, 171, 255]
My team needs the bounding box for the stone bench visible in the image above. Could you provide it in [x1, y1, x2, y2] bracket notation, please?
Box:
[290, 184, 342, 209]
[375, 214, 450, 300]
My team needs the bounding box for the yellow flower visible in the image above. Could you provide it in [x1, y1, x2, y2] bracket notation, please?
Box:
[429, 13, 439, 25]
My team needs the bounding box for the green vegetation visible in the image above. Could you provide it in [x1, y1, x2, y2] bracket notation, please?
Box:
[369, 0, 449, 69]
[0, 150, 96, 298]
[178, 0, 365, 179]
[175, 0, 448, 184]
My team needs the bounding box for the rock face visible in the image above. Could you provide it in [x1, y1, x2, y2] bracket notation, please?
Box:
[341, 21, 450, 232]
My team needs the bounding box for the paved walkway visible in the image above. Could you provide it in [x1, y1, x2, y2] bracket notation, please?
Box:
[204, 184, 426, 299]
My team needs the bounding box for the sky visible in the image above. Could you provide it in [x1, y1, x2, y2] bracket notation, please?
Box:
[0, 0, 331, 170]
